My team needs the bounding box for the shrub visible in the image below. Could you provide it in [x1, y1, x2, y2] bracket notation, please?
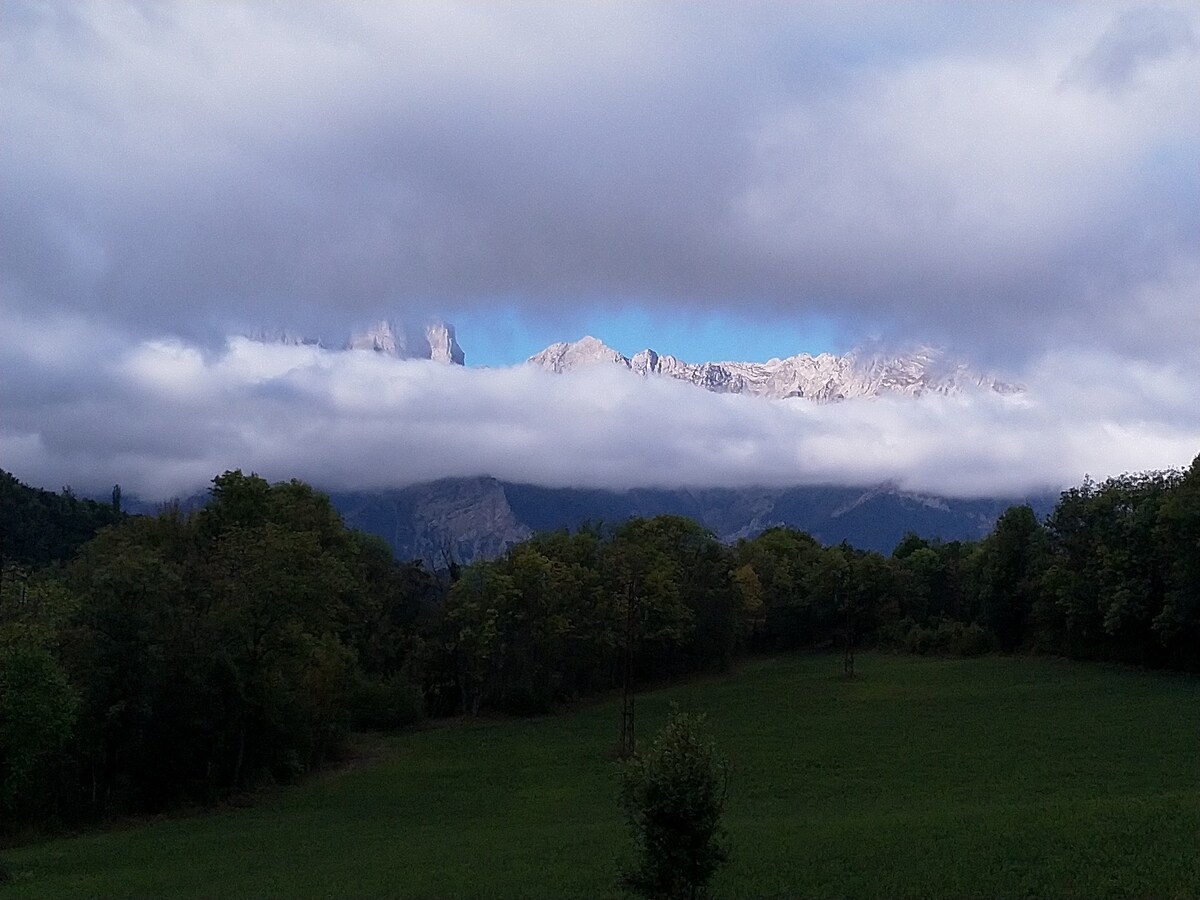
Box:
[947, 621, 991, 656]
[619, 707, 729, 900]
[893, 617, 992, 657]
[498, 683, 554, 717]
[349, 673, 425, 731]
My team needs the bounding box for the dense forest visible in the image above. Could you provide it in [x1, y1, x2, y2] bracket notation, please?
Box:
[2, 456, 1198, 834]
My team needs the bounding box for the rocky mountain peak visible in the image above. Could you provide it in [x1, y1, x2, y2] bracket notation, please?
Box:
[249, 318, 464, 365]
[245, 328, 324, 348]
[425, 322, 466, 365]
[346, 320, 465, 365]
[527, 335, 627, 373]
[347, 320, 406, 355]
[527, 336, 1020, 402]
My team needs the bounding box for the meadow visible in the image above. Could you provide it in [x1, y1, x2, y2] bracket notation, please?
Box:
[4, 653, 1198, 899]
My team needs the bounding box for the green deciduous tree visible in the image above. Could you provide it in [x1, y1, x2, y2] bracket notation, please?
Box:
[1153, 457, 1200, 668]
[805, 544, 856, 673]
[619, 707, 729, 900]
[51, 471, 433, 816]
[974, 505, 1047, 652]
[1041, 472, 1181, 662]
[0, 625, 76, 820]
[442, 561, 515, 716]
[732, 527, 824, 649]
[604, 518, 700, 677]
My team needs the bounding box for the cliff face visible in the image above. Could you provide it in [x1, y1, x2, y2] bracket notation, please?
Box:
[346, 320, 465, 365]
[249, 319, 466, 365]
[332, 477, 1054, 565]
[333, 477, 531, 567]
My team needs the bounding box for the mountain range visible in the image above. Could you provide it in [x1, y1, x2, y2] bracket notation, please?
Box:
[251, 320, 1018, 403]
[528, 336, 1020, 401]
[330, 478, 1055, 566]
[123, 476, 1055, 566]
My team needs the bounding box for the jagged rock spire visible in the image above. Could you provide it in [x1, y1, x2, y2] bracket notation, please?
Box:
[346, 320, 465, 365]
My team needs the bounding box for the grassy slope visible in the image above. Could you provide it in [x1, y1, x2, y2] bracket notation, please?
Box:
[4, 654, 1199, 899]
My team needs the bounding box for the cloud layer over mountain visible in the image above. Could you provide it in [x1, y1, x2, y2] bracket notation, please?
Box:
[2, 330, 1195, 501]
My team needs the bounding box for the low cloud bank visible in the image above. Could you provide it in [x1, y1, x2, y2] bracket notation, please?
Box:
[2, 332, 1196, 502]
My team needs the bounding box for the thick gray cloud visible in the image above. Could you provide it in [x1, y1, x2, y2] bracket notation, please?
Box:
[3, 2, 1198, 499]
[1067, 5, 1197, 92]
[3, 2, 1197, 362]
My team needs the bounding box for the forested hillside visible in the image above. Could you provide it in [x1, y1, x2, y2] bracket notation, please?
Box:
[1, 472, 437, 828]
[0, 471, 124, 568]
[2, 456, 1198, 835]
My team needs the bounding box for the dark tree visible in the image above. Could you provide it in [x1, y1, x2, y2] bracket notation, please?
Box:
[1154, 457, 1200, 668]
[975, 505, 1046, 651]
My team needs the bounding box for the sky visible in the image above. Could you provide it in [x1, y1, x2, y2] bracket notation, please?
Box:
[2, 1, 1198, 500]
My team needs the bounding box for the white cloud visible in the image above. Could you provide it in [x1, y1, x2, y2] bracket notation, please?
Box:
[2, 332, 1196, 501]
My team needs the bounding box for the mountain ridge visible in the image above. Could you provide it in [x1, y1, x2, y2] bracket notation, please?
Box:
[109, 475, 1058, 565]
[528, 336, 1021, 402]
[246, 321, 1018, 403]
[330, 477, 1056, 565]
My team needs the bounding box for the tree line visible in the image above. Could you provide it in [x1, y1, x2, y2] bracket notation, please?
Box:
[2, 456, 1198, 833]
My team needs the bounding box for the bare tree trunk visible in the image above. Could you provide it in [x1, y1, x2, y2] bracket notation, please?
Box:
[842, 590, 855, 678]
[618, 581, 637, 758]
[232, 722, 247, 789]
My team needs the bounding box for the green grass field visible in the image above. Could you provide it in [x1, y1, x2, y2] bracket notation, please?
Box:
[4, 653, 1199, 898]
